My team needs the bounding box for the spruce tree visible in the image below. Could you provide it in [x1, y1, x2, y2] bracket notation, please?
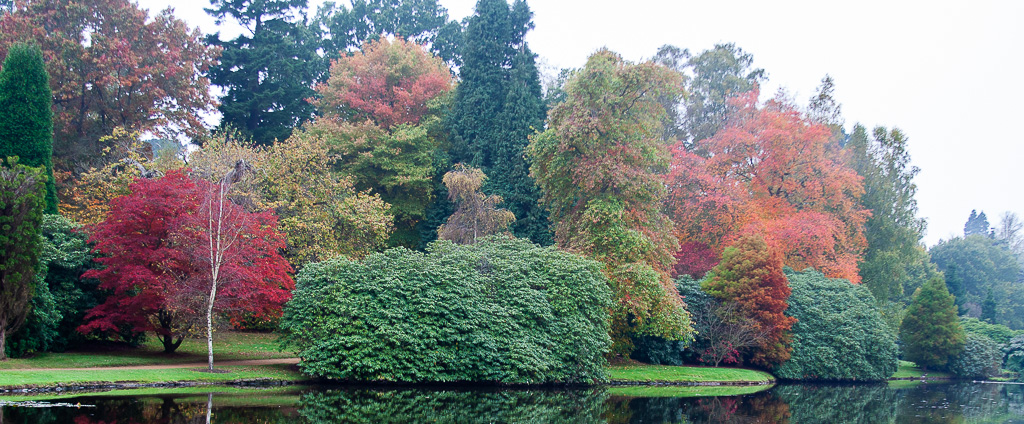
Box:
[900, 277, 965, 370]
[0, 42, 57, 213]
[447, 0, 550, 244]
[981, 289, 997, 323]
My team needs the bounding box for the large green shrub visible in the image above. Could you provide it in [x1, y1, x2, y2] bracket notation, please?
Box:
[6, 215, 99, 357]
[1006, 335, 1024, 381]
[960, 316, 1022, 345]
[280, 236, 612, 384]
[949, 334, 1003, 379]
[773, 269, 899, 381]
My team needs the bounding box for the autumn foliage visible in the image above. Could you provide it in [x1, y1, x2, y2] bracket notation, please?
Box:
[666, 89, 868, 282]
[0, 0, 217, 174]
[78, 171, 293, 352]
[314, 37, 453, 129]
[703, 233, 796, 368]
[529, 49, 691, 353]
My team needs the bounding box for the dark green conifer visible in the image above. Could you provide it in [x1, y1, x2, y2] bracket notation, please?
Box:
[446, 0, 550, 244]
[900, 277, 966, 370]
[0, 43, 57, 213]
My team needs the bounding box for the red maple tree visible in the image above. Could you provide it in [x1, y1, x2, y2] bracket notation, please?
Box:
[78, 170, 293, 354]
[666, 89, 868, 282]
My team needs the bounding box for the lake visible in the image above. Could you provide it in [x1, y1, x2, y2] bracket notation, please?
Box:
[2, 381, 1022, 423]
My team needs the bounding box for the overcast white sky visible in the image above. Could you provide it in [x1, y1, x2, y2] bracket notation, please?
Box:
[137, 0, 1023, 247]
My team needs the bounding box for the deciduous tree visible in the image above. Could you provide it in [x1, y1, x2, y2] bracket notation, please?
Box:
[666, 90, 868, 283]
[0, 157, 45, 360]
[846, 124, 928, 303]
[0, 0, 217, 173]
[437, 164, 514, 244]
[0, 42, 56, 213]
[683, 43, 765, 150]
[528, 49, 691, 353]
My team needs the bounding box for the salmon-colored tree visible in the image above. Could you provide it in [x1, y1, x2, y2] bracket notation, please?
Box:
[314, 37, 453, 130]
[702, 233, 796, 368]
[666, 89, 868, 282]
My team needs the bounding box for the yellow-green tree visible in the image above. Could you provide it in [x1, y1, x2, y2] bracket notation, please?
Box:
[437, 164, 514, 245]
[528, 49, 691, 354]
[900, 277, 965, 370]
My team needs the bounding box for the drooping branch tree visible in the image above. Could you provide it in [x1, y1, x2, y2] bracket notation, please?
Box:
[437, 164, 514, 244]
[528, 48, 692, 354]
[0, 42, 56, 213]
[0, 158, 45, 360]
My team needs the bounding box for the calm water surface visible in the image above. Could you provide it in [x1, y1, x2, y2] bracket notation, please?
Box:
[2, 381, 1022, 423]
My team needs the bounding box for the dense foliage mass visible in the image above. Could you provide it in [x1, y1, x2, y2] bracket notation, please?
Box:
[959, 316, 1022, 345]
[5, 215, 99, 357]
[280, 236, 612, 384]
[666, 90, 868, 282]
[948, 334, 1003, 379]
[0, 42, 56, 213]
[930, 234, 1023, 329]
[0, 158, 45, 359]
[773, 269, 898, 381]
[79, 171, 294, 353]
[900, 277, 966, 370]
[0, 0, 217, 174]
[528, 48, 691, 353]
[702, 234, 795, 368]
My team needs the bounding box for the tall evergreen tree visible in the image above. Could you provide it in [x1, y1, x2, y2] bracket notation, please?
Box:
[0, 42, 57, 213]
[964, 210, 992, 237]
[900, 277, 965, 370]
[847, 125, 927, 303]
[206, 0, 323, 145]
[447, 0, 549, 244]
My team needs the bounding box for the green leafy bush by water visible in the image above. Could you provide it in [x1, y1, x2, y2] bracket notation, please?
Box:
[959, 317, 1022, 345]
[949, 334, 1003, 379]
[773, 269, 898, 381]
[280, 236, 612, 384]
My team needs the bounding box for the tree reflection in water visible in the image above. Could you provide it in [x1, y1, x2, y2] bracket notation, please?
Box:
[0, 381, 1022, 423]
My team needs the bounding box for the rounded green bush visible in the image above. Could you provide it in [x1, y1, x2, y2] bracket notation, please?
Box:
[280, 236, 612, 384]
[773, 269, 898, 381]
[949, 334, 1003, 379]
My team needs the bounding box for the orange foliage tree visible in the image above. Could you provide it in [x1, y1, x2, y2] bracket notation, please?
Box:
[703, 233, 796, 367]
[666, 89, 868, 282]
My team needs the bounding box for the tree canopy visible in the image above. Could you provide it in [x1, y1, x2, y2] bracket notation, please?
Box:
[0, 42, 56, 213]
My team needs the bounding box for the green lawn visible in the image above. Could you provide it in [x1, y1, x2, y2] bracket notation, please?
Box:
[607, 364, 774, 384]
[0, 363, 304, 389]
[890, 360, 954, 379]
[0, 331, 291, 370]
[608, 384, 772, 398]
[0, 384, 305, 404]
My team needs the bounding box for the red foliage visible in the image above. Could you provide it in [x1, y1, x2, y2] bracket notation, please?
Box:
[314, 37, 452, 129]
[79, 171, 293, 347]
[672, 241, 718, 279]
[703, 233, 797, 368]
[666, 89, 868, 283]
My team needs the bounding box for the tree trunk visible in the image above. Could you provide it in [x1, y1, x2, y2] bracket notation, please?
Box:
[206, 393, 213, 424]
[0, 326, 6, 361]
[207, 280, 217, 371]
